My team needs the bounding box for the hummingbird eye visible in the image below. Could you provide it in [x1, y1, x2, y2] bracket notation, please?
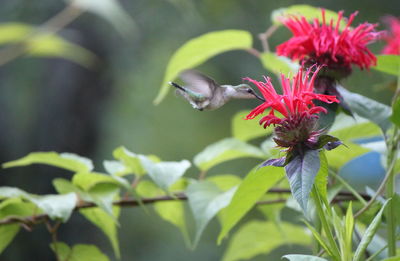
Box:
[246, 88, 253, 93]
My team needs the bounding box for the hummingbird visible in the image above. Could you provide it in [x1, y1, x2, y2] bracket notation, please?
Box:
[169, 70, 265, 111]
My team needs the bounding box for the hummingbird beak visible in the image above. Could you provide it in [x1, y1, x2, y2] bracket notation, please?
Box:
[253, 92, 265, 102]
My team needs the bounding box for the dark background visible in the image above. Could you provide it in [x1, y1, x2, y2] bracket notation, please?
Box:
[0, 0, 398, 260]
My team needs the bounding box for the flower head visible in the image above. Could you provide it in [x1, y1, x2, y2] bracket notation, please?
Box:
[382, 16, 400, 55]
[245, 66, 339, 150]
[277, 10, 382, 78]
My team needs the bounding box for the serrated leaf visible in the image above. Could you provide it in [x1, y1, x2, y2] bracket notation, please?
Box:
[285, 150, 320, 212]
[0, 22, 97, 67]
[194, 138, 265, 171]
[0, 187, 76, 221]
[217, 165, 284, 243]
[50, 242, 109, 261]
[2, 152, 93, 173]
[222, 221, 311, 261]
[373, 55, 400, 76]
[353, 200, 390, 261]
[187, 181, 237, 247]
[282, 255, 328, 261]
[337, 86, 392, 132]
[260, 52, 299, 75]
[271, 5, 343, 28]
[231, 110, 273, 142]
[139, 157, 190, 191]
[154, 30, 253, 104]
[391, 96, 400, 127]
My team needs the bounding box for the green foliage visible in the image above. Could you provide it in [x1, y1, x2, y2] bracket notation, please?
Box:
[282, 255, 328, 261]
[217, 165, 284, 243]
[140, 157, 191, 191]
[223, 221, 311, 261]
[391, 96, 400, 127]
[0, 187, 76, 221]
[353, 200, 390, 261]
[194, 138, 265, 171]
[314, 151, 328, 201]
[231, 110, 273, 142]
[3, 152, 93, 173]
[154, 30, 253, 104]
[285, 150, 321, 212]
[260, 52, 299, 76]
[337, 86, 392, 132]
[271, 5, 343, 27]
[68, 0, 137, 36]
[373, 55, 400, 76]
[187, 181, 237, 247]
[50, 242, 109, 261]
[0, 23, 96, 67]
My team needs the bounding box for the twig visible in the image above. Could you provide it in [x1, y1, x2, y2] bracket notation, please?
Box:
[0, 189, 371, 227]
[0, 3, 84, 66]
[258, 25, 279, 52]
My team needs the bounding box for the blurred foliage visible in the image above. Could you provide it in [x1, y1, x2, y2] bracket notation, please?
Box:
[0, 0, 399, 261]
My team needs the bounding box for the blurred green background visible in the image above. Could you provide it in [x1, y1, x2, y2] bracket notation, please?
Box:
[0, 0, 398, 260]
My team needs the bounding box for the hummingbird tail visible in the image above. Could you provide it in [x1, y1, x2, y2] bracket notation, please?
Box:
[169, 82, 186, 92]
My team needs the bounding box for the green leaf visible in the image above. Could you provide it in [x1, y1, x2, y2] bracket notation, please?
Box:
[344, 202, 354, 253]
[391, 96, 400, 127]
[0, 198, 38, 254]
[373, 55, 400, 76]
[329, 113, 381, 141]
[69, 0, 137, 36]
[0, 23, 97, 67]
[154, 30, 253, 104]
[112, 146, 149, 176]
[285, 150, 320, 212]
[194, 138, 265, 171]
[260, 52, 299, 76]
[271, 5, 343, 27]
[3, 152, 93, 173]
[139, 157, 191, 191]
[282, 255, 328, 261]
[302, 219, 334, 257]
[0, 187, 77, 221]
[337, 86, 392, 132]
[136, 180, 189, 243]
[50, 242, 109, 261]
[72, 173, 121, 217]
[353, 200, 391, 261]
[80, 207, 120, 258]
[222, 221, 311, 261]
[314, 151, 328, 201]
[187, 181, 237, 247]
[231, 110, 273, 142]
[217, 165, 284, 243]
[206, 175, 241, 191]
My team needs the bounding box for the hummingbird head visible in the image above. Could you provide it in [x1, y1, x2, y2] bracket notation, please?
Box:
[232, 84, 265, 101]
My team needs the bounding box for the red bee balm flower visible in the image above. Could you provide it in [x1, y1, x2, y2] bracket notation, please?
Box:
[382, 16, 400, 55]
[277, 10, 381, 78]
[245, 67, 339, 149]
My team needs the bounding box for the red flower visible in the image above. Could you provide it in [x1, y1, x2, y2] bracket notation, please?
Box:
[245, 67, 339, 149]
[382, 16, 400, 55]
[245, 66, 339, 127]
[276, 10, 381, 74]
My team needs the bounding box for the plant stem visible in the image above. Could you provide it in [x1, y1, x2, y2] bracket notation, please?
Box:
[312, 186, 341, 260]
[386, 127, 399, 257]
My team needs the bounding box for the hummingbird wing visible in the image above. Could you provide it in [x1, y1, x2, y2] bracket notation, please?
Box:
[179, 70, 219, 98]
